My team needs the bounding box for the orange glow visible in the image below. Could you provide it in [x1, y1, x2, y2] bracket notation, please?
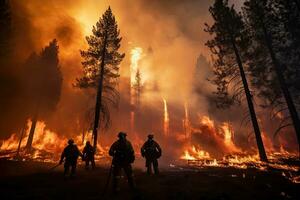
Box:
[0, 120, 107, 162]
[163, 98, 170, 136]
[220, 122, 241, 153]
[183, 102, 191, 140]
[200, 116, 215, 129]
[180, 145, 210, 160]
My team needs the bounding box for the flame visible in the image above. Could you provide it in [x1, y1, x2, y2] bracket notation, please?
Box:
[0, 120, 108, 162]
[163, 98, 170, 136]
[181, 145, 210, 160]
[220, 122, 241, 153]
[130, 47, 143, 92]
[181, 150, 196, 160]
[129, 47, 143, 135]
[183, 102, 191, 140]
[200, 116, 214, 129]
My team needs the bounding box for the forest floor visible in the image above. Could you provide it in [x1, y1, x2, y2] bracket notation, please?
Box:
[0, 159, 299, 200]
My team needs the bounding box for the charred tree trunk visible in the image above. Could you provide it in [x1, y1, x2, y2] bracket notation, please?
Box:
[16, 122, 26, 158]
[231, 39, 268, 162]
[92, 32, 107, 150]
[25, 112, 38, 151]
[261, 21, 300, 156]
[82, 127, 85, 145]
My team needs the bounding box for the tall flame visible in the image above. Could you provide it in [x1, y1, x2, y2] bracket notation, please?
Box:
[183, 102, 191, 140]
[163, 98, 170, 136]
[220, 122, 241, 153]
[130, 47, 143, 94]
[130, 47, 142, 135]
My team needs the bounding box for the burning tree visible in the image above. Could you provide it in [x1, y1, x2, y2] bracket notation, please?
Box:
[132, 69, 143, 108]
[243, 0, 300, 154]
[75, 7, 125, 149]
[23, 39, 62, 151]
[205, 0, 268, 161]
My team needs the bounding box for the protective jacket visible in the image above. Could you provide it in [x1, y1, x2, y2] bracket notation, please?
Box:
[61, 144, 81, 163]
[109, 139, 135, 165]
[141, 140, 162, 160]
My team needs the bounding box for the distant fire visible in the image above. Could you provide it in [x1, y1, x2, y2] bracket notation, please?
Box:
[0, 113, 299, 184]
[181, 146, 210, 160]
[177, 116, 299, 183]
[0, 120, 108, 162]
[220, 122, 241, 153]
[129, 47, 143, 135]
[182, 102, 191, 140]
[163, 98, 170, 136]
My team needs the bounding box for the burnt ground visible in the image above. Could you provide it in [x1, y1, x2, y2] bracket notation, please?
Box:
[0, 160, 299, 200]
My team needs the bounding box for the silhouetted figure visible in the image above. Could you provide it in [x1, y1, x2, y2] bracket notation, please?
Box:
[141, 134, 162, 175]
[109, 132, 135, 193]
[83, 141, 95, 170]
[59, 139, 82, 177]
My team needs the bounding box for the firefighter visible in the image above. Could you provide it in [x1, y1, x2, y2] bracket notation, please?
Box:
[141, 134, 162, 175]
[59, 139, 82, 177]
[109, 132, 135, 193]
[82, 141, 95, 170]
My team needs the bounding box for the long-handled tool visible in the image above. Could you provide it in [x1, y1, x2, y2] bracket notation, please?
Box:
[49, 163, 61, 171]
[102, 163, 113, 197]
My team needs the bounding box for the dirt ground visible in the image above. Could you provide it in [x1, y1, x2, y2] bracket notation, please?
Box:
[0, 160, 299, 200]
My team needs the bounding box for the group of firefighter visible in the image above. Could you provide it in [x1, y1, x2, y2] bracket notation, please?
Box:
[59, 132, 162, 192]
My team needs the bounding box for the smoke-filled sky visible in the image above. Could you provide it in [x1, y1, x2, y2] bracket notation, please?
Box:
[4, 0, 228, 133]
[2, 0, 297, 156]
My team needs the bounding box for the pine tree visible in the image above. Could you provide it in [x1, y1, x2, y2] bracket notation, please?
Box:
[133, 69, 143, 108]
[75, 7, 125, 149]
[243, 0, 300, 154]
[24, 39, 62, 150]
[205, 0, 268, 161]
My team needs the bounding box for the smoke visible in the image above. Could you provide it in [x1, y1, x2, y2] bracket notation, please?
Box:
[0, 0, 297, 161]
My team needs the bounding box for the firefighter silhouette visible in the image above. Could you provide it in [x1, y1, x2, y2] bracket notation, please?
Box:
[141, 134, 162, 175]
[59, 139, 83, 177]
[82, 141, 95, 170]
[109, 132, 135, 192]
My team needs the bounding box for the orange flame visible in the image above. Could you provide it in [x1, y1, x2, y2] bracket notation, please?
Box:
[163, 98, 169, 136]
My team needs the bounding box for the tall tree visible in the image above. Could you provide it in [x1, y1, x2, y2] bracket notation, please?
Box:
[24, 39, 62, 150]
[133, 69, 143, 108]
[75, 7, 125, 149]
[205, 0, 268, 161]
[243, 0, 300, 154]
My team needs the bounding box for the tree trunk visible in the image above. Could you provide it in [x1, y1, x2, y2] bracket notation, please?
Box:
[92, 32, 107, 150]
[232, 39, 268, 162]
[16, 122, 26, 158]
[25, 112, 38, 151]
[82, 127, 85, 145]
[261, 21, 300, 156]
